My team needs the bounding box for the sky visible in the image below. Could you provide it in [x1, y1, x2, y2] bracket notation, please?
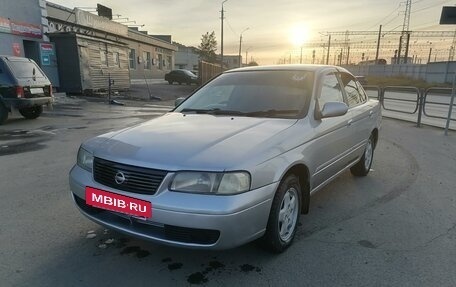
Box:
[49, 0, 455, 64]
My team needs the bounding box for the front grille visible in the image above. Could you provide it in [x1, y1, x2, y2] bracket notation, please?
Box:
[93, 157, 167, 195]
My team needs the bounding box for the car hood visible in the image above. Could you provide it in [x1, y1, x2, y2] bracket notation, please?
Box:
[85, 113, 298, 171]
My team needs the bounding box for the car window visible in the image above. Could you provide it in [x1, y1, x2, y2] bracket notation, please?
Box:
[340, 72, 363, 107]
[318, 73, 344, 110]
[356, 81, 368, 102]
[175, 70, 314, 118]
[7, 60, 46, 79]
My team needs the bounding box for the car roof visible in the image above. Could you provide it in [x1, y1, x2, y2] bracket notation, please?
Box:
[0, 55, 34, 62]
[225, 64, 350, 74]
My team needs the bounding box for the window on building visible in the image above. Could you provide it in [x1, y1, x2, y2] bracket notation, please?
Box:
[112, 52, 120, 68]
[158, 54, 163, 69]
[167, 56, 172, 69]
[100, 43, 108, 67]
[143, 51, 151, 69]
[129, 49, 136, 69]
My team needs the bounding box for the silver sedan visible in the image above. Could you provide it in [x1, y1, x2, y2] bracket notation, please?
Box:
[69, 65, 381, 253]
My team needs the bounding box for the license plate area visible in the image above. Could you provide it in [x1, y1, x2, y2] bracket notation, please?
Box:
[85, 187, 152, 218]
[30, 88, 44, 94]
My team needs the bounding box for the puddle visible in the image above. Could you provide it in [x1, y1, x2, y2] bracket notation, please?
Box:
[0, 129, 54, 156]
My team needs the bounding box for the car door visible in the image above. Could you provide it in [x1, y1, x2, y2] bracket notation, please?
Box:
[339, 72, 372, 161]
[310, 72, 354, 191]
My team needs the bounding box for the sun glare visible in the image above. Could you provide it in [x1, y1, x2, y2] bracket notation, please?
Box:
[290, 24, 310, 46]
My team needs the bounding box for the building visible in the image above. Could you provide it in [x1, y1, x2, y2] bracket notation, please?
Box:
[46, 2, 177, 93]
[220, 55, 242, 70]
[0, 0, 59, 86]
[173, 42, 199, 73]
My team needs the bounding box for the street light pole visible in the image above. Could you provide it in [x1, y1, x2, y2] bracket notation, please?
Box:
[238, 27, 249, 68]
[220, 0, 228, 71]
[300, 46, 303, 64]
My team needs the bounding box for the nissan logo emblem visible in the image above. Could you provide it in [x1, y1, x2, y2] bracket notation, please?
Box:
[114, 171, 126, 185]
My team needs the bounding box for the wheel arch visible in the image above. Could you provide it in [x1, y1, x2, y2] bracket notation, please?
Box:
[280, 163, 311, 214]
[371, 128, 379, 149]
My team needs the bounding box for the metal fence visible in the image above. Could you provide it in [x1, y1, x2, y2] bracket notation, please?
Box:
[364, 85, 456, 135]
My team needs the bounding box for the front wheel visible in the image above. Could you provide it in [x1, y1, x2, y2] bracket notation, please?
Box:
[19, 106, 43, 119]
[260, 174, 301, 253]
[350, 135, 374, 176]
[168, 80, 173, 85]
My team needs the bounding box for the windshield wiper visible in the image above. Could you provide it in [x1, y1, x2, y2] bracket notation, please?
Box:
[180, 108, 247, 116]
[244, 109, 300, 117]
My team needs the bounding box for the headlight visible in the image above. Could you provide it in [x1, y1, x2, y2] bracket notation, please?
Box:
[170, 171, 250, 195]
[77, 147, 94, 172]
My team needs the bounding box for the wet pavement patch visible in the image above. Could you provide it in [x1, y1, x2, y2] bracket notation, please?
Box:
[115, 237, 130, 249]
[167, 262, 183, 271]
[358, 240, 376, 249]
[0, 129, 54, 156]
[240, 264, 261, 273]
[120, 246, 150, 258]
[161, 257, 172, 263]
[187, 272, 208, 285]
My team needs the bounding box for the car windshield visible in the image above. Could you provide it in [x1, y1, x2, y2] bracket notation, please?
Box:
[8, 60, 46, 79]
[175, 70, 314, 118]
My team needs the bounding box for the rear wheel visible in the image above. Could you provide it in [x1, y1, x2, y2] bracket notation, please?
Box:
[19, 105, 43, 120]
[260, 174, 301, 253]
[0, 104, 8, 125]
[350, 135, 374, 176]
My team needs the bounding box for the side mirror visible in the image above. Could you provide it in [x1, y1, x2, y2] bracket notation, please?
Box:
[319, 102, 348, 119]
[175, 97, 186, 107]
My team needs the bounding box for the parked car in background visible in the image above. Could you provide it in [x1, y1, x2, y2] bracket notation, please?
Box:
[0, 56, 53, 124]
[70, 65, 381, 253]
[165, 69, 199, 85]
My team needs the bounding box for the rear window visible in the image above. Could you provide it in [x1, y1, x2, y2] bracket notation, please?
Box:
[7, 60, 46, 79]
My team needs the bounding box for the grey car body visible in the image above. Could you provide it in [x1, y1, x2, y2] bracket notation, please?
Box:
[69, 65, 381, 251]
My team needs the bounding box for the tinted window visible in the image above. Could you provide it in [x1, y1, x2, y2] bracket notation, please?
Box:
[175, 70, 314, 118]
[356, 81, 368, 102]
[319, 73, 344, 110]
[7, 60, 46, 79]
[340, 72, 363, 107]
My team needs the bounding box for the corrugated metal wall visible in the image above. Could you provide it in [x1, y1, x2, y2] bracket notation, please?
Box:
[76, 36, 130, 92]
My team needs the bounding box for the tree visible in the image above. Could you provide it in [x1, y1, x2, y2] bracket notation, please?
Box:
[197, 31, 217, 63]
[247, 61, 259, 66]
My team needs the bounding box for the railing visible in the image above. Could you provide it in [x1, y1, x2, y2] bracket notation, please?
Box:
[363, 85, 455, 135]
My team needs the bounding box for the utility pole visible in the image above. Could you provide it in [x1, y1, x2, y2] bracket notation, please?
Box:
[427, 47, 432, 63]
[238, 27, 249, 68]
[375, 25, 382, 62]
[399, 0, 412, 64]
[300, 46, 303, 64]
[220, 0, 228, 71]
[346, 46, 350, 65]
[326, 35, 331, 65]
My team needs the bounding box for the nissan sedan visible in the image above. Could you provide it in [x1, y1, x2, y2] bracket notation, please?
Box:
[69, 65, 381, 253]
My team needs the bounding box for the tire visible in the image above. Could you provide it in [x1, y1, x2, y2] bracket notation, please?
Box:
[350, 135, 374, 177]
[0, 104, 8, 125]
[178, 82, 182, 85]
[168, 80, 173, 85]
[19, 105, 43, 120]
[260, 174, 302, 253]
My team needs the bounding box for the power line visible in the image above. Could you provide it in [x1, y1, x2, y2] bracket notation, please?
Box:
[412, 0, 453, 13]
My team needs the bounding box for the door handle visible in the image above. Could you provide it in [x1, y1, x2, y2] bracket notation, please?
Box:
[369, 110, 373, 117]
[347, 119, 353, 126]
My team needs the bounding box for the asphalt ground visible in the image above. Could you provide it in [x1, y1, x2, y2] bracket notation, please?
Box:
[0, 88, 455, 287]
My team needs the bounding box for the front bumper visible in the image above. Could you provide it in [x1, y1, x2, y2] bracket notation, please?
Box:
[69, 165, 277, 250]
